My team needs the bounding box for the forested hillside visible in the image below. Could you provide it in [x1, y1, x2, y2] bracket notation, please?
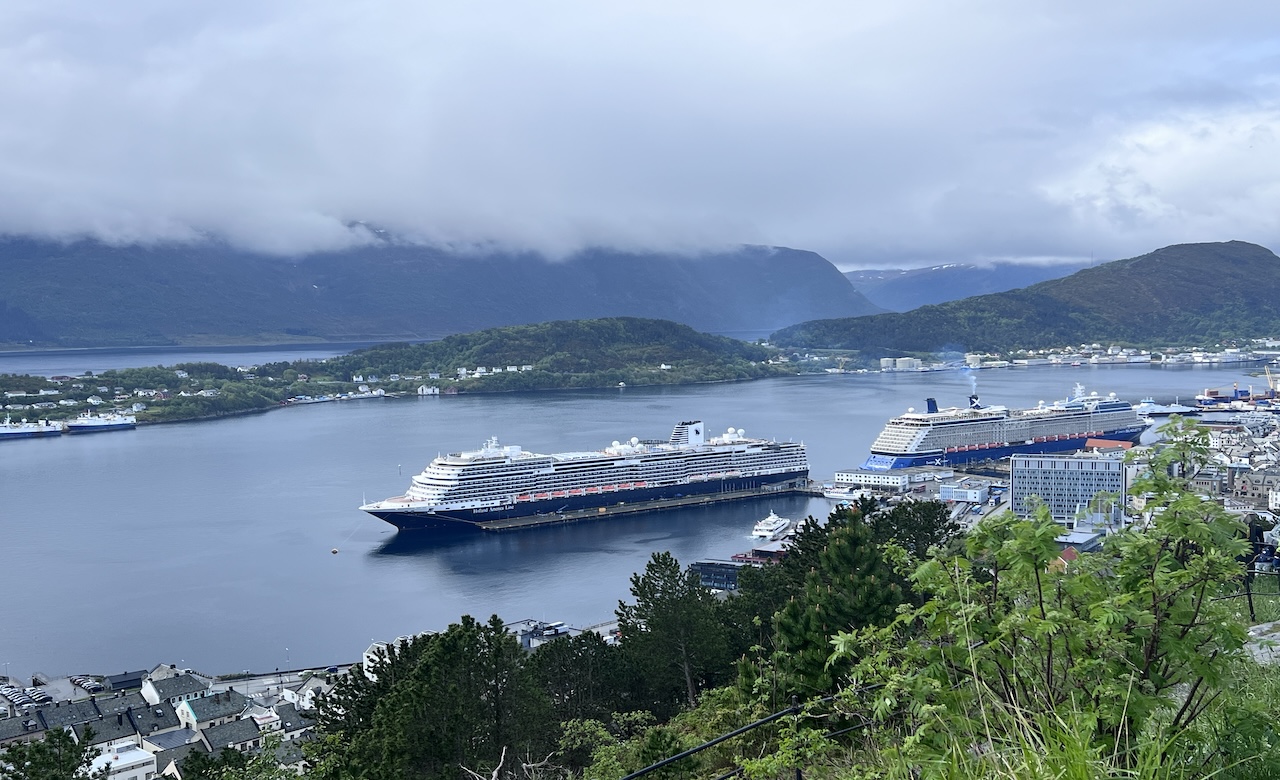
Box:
[777, 241, 1280, 351]
[0, 238, 878, 347]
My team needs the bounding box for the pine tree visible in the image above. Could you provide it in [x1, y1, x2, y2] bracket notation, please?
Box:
[774, 517, 903, 696]
[617, 552, 729, 711]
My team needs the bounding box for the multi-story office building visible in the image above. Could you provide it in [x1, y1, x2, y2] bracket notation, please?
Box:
[1011, 451, 1127, 526]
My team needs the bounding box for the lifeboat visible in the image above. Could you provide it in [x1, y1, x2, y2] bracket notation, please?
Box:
[534, 493, 550, 499]
[586, 486, 600, 493]
[552, 490, 567, 498]
[516, 494, 531, 501]
[634, 481, 647, 487]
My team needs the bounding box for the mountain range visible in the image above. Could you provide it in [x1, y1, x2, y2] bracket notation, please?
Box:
[843, 259, 1101, 312]
[0, 238, 880, 348]
[774, 240, 1280, 352]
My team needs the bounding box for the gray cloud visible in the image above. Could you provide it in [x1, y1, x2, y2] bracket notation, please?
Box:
[0, 1, 1278, 266]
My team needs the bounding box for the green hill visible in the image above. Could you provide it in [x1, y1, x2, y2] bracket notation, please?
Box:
[772, 240, 1280, 351]
[319, 317, 786, 390]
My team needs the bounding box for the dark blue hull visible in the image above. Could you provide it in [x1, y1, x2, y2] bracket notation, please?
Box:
[365, 471, 809, 532]
[64, 422, 135, 434]
[0, 429, 62, 440]
[861, 425, 1147, 470]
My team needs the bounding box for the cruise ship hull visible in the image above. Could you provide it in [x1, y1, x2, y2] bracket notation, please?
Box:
[863, 425, 1146, 470]
[366, 471, 808, 532]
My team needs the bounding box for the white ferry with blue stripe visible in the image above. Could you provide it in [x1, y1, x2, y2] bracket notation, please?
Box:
[862, 384, 1147, 470]
[361, 421, 809, 531]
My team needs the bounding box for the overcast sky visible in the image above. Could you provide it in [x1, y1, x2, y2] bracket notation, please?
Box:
[1, 1, 1278, 268]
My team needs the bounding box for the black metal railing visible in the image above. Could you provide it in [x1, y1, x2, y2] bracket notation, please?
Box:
[619, 686, 883, 780]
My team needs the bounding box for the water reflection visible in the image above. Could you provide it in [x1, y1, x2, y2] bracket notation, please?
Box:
[369, 495, 830, 574]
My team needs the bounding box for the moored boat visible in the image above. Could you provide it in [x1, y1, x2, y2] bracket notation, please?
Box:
[360, 421, 810, 532]
[64, 411, 137, 434]
[861, 384, 1147, 470]
[1132, 397, 1197, 417]
[0, 415, 63, 440]
[751, 511, 792, 540]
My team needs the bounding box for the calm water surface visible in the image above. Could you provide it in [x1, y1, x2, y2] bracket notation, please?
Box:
[0, 362, 1265, 679]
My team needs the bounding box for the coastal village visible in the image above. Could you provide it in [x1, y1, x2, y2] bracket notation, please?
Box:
[9, 399, 1280, 777]
[7, 339, 1280, 776]
[0, 617, 611, 780]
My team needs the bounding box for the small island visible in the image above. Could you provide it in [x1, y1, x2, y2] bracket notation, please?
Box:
[0, 318, 797, 427]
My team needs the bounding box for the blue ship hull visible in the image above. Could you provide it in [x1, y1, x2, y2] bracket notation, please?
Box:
[861, 425, 1147, 470]
[0, 429, 62, 440]
[64, 422, 136, 434]
[365, 470, 809, 532]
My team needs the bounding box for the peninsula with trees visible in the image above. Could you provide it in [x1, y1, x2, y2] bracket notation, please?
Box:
[0, 318, 795, 426]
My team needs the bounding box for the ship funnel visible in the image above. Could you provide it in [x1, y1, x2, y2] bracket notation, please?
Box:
[925, 398, 939, 414]
[969, 394, 981, 409]
[669, 420, 705, 447]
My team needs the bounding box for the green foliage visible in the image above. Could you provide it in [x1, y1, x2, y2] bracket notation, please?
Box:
[617, 552, 731, 713]
[0, 727, 107, 780]
[179, 745, 250, 780]
[319, 318, 786, 391]
[526, 632, 642, 724]
[726, 500, 959, 685]
[311, 616, 553, 780]
[832, 419, 1257, 775]
[774, 516, 904, 697]
[773, 240, 1280, 351]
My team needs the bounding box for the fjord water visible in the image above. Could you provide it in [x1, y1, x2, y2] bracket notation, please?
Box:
[0, 362, 1263, 679]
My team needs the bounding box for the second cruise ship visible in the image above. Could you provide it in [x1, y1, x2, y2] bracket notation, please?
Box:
[862, 384, 1147, 470]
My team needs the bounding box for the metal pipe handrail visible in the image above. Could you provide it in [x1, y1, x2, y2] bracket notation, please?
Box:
[618, 686, 883, 780]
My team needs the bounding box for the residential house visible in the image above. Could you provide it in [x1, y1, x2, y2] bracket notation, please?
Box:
[281, 677, 333, 712]
[73, 712, 142, 754]
[142, 674, 210, 707]
[0, 714, 45, 747]
[175, 689, 248, 730]
[88, 743, 156, 780]
[200, 717, 262, 753]
[104, 670, 147, 691]
[273, 703, 313, 741]
[154, 742, 208, 779]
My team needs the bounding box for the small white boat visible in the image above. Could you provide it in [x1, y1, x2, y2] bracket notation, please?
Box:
[1132, 397, 1196, 417]
[823, 486, 870, 501]
[751, 511, 791, 540]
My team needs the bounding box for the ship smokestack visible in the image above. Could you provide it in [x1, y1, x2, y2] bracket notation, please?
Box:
[925, 398, 939, 414]
[969, 394, 980, 409]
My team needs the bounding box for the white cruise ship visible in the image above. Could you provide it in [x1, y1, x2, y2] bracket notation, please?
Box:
[361, 421, 809, 531]
[862, 384, 1147, 470]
